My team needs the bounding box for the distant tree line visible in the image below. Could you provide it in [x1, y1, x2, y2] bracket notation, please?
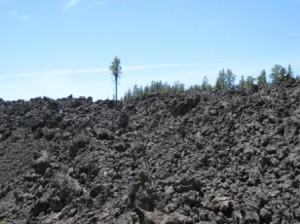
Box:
[122, 64, 295, 101]
[123, 81, 185, 101]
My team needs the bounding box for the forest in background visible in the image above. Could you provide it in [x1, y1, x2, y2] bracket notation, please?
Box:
[122, 64, 295, 101]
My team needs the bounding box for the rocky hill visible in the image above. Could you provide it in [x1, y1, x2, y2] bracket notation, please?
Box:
[1, 78, 300, 224]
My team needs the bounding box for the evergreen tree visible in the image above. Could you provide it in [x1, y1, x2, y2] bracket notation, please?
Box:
[173, 81, 184, 92]
[238, 75, 245, 91]
[215, 69, 236, 90]
[202, 76, 209, 90]
[270, 64, 286, 82]
[188, 85, 201, 91]
[123, 89, 132, 101]
[144, 86, 149, 95]
[225, 69, 236, 90]
[215, 78, 222, 90]
[133, 84, 139, 98]
[257, 69, 267, 88]
[246, 76, 254, 90]
[127, 89, 133, 99]
[287, 64, 293, 77]
[109, 57, 122, 106]
[215, 69, 226, 90]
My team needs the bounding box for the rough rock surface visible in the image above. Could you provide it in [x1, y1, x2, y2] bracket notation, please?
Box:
[1, 79, 300, 223]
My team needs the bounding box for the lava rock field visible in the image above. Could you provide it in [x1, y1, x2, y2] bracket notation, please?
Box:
[1, 79, 300, 224]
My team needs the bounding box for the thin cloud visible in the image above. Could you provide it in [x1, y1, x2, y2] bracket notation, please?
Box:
[65, 0, 81, 8]
[8, 10, 30, 21]
[1, 68, 107, 79]
[123, 62, 215, 71]
[0, 83, 32, 89]
[0, 62, 216, 79]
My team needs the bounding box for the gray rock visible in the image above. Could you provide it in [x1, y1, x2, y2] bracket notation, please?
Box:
[260, 207, 272, 223]
[32, 150, 50, 175]
[212, 197, 233, 216]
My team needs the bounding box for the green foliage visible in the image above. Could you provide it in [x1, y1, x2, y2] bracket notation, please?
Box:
[237, 75, 245, 91]
[226, 69, 236, 90]
[124, 77, 213, 100]
[109, 56, 122, 105]
[172, 81, 185, 92]
[123, 81, 185, 101]
[246, 76, 254, 90]
[287, 64, 293, 77]
[201, 76, 212, 90]
[215, 69, 235, 90]
[257, 69, 267, 88]
[215, 78, 222, 90]
[122, 63, 294, 100]
[238, 75, 256, 91]
[270, 64, 286, 82]
[0, 221, 5, 224]
[109, 56, 121, 79]
[215, 69, 226, 90]
[188, 84, 202, 91]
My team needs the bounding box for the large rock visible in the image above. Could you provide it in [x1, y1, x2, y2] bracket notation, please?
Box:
[32, 150, 50, 175]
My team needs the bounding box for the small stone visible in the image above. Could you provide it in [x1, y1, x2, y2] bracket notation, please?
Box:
[260, 207, 272, 223]
[212, 197, 233, 216]
[294, 208, 300, 219]
[90, 184, 103, 198]
[32, 151, 50, 175]
[114, 142, 130, 152]
[95, 128, 111, 140]
[269, 190, 281, 198]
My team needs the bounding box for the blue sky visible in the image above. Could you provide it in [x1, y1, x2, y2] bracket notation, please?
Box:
[0, 0, 299, 100]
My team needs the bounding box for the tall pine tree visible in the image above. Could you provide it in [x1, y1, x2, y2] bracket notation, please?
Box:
[257, 69, 267, 88]
[109, 57, 122, 106]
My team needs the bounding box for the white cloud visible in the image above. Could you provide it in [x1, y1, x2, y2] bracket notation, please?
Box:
[0, 63, 215, 79]
[65, 0, 81, 8]
[8, 10, 30, 21]
[123, 62, 215, 72]
[0, 68, 107, 79]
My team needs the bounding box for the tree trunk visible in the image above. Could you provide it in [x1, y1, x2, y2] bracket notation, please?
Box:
[115, 77, 118, 106]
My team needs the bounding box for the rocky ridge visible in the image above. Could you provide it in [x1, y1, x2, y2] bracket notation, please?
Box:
[0, 79, 300, 223]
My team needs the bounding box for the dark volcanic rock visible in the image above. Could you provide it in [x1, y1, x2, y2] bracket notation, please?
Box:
[1, 79, 300, 223]
[32, 150, 50, 175]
